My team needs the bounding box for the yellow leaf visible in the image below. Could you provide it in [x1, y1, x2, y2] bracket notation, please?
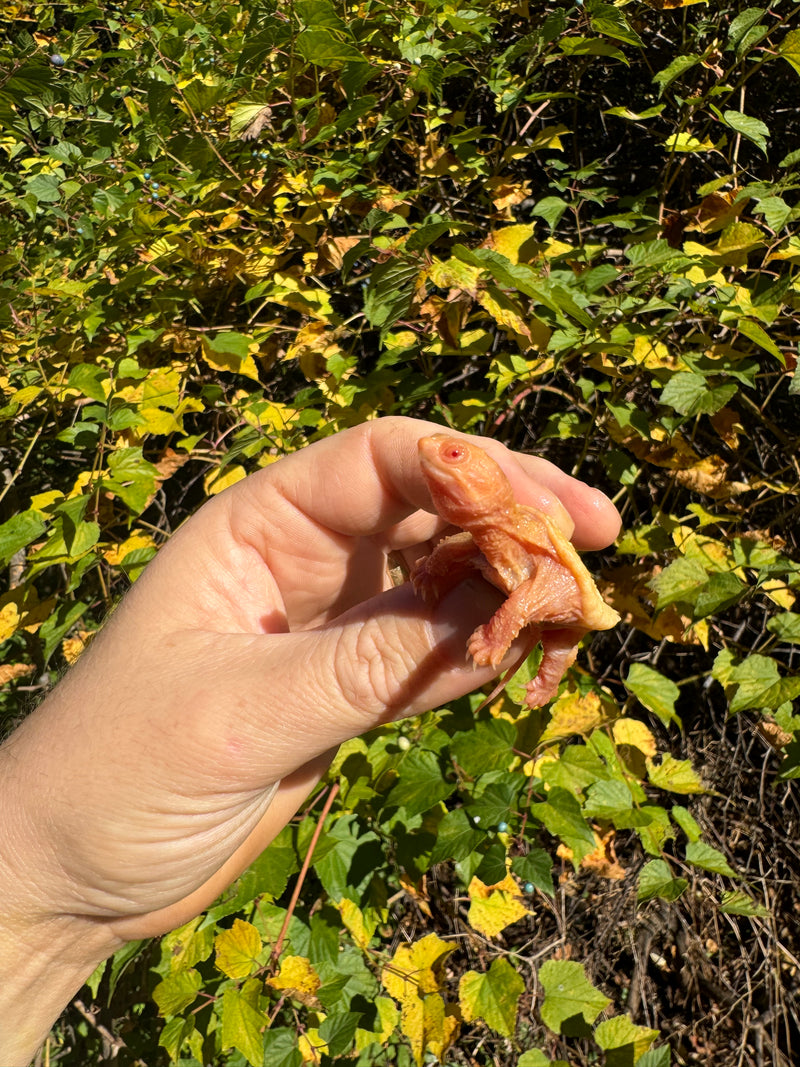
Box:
[485, 177, 532, 212]
[382, 934, 458, 1066]
[489, 223, 541, 264]
[62, 630, 94, 665]
[204, 464, 247, 497]
[355, 996, 401, 1051]
[427, 257, 482, 297]
[29, 489, 63, 513]
[539, 688, 619, 744]
[103, 532, 157, 567]
[299, 1027, 328, 1064]
[214, 919, 263, 979]
[0, 602, 21, 643]
[267, 955, 321, 1001]
[200, 335, 261, 383]
[760, 579, 795, 610]
[382, 933, 453, 1000]
[0, 663, 34, 686]
[580, 829, 625, 881]
[467, 873, 531, 938]
[612, 718, 657, 758]
[336, 898, 385, 950]
[630, 336, 680, 371]
[664, 133, 716, 153]
[529, 124, 570, 150]
[477, 289, 530, 340]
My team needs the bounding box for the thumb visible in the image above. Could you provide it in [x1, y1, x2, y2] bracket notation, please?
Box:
[217, 580, 524, 779]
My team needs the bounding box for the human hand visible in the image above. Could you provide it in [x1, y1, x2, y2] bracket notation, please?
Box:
[0, 416, 620, 1062]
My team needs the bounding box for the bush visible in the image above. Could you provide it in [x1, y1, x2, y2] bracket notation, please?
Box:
[1, 0, 799, 1063]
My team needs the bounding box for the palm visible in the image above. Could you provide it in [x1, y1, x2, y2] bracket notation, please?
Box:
[27, 420, 620, 940]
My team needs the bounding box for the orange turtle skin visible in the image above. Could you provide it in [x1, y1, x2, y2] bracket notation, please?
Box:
[411, 434, 619, 707]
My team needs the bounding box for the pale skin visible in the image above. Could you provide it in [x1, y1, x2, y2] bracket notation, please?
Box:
[0, 416, 620, 1064]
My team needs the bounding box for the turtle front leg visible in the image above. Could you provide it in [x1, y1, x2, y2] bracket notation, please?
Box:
[410, 531, 483, 603]
[468, 555, 583, 669]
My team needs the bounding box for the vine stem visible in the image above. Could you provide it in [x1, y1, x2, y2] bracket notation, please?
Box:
[271, 781, 340, 962]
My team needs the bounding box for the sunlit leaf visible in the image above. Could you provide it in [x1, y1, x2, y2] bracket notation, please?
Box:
[215, 919, 263, 979]
[467, 873, 532, 938]
[459, 957, 524, 1038]
[637, 858, 688, 902]
[538, 960, 611, 1034]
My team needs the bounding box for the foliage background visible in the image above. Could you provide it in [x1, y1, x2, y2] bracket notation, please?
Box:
[2, 0, 800, 1063]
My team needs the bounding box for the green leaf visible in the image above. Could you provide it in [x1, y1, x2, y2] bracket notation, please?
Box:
[26, 172, 62, 203]
[531, 196, 568, 232]
[152, 968, 202, 1016]
[693, 571, 747, 618]
[102, 447, 158, 514]
[735, 317, 784, 360]
[637, 859, 688, 902]
[646, 755, 705, 795]
[518, 1052, 569, 1067]
[296, 28, 363, 67]
[262, 1028, 303, 1067]
[559, 36, 629, 65]
[671, 805, 702, 843]
[594, 1015, 659, 1065]
[530, 788, 597, 867]
[450, 717, 515, 776]
[659, 372, 738, 416]
[753, 196, 792, 233]
[296, 0, 348, 31]
[0, 511, 46, 567]
[68, 362, 108, 402]
[778, 27, 800, 77]
[538, 959, 611, 1035]
[385, 749, 454, 816]
[767, 612, 800, 643]
[685, 841, 736, 877]
[589, 3, 643, 48]
[719, 890, 770, 917]
[363, 256, 419, 332]
[625, 663, 681, 728]
[652, 556, 709, 610]
[582, 779, 634, 820]
[722, 110, 769, 155]
[38, 600, 88, 667]
[721, 653, 800, 714]
[727, 8, 767, 51]
[318, 1010, 361, 1055]
[511, 849, 555, 897]
[459, 956, 525, 1038]
[221, 986, 266, 1067]
[653, 54, 701, 95]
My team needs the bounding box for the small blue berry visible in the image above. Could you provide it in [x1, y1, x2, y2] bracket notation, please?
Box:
[259, 150, 268, 159]
[144, 171, 151, 179]
[251, 149, 258, 157]
[76, 227, 83, 233]
[497, 821, 509, 833]
[151, 181, 159, 189]
[524, 882, 535, 894]
[151, 191, 159, 199]
[50, 54, 65, 67]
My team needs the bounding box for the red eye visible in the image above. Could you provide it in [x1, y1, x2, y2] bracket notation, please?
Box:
[440, 441, 467, 463]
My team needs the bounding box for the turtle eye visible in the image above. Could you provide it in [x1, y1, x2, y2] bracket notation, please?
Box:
[439, 440, 468, 464]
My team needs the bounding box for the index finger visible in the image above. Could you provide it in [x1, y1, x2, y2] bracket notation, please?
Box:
[242, 416, 620, 551]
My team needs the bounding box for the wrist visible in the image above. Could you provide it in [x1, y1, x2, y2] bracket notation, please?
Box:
[0, 737, 121, 1065]
[0, 908, 118, 1065]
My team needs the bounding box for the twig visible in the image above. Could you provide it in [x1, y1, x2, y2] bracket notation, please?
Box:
[272, 781, 340, 961]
